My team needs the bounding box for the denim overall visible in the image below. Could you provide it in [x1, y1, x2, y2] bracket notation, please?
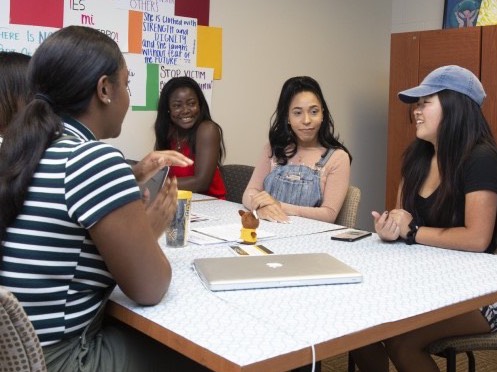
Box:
[263, 148, 335, 207]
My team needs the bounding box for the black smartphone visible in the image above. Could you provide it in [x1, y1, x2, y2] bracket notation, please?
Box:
[139, 166, 170, 201]
[331, 230, 372, 242]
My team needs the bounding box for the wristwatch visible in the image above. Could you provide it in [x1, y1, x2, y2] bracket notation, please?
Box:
[405, 221, 419, 245]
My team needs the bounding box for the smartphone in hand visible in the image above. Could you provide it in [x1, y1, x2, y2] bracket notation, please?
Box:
[331, 230, 372, 242]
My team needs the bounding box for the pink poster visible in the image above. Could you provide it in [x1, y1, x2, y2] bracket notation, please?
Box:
[175, 0, 210, 26]
[10, 0, 64, 28]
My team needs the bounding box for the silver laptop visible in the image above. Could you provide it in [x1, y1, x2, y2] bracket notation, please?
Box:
[192, 253, 362, 291]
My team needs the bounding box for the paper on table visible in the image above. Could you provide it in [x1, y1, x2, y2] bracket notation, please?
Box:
[190, 212, 217, 223]
[191, 223, 276, 244]
[188, 231, 225, 245]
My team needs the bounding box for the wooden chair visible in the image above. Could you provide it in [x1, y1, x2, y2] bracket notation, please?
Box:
[0, 286, 47, 372]
[220, 164, 254, 204]
[426, 327, 497, 372]
[335, 185, 361, 228]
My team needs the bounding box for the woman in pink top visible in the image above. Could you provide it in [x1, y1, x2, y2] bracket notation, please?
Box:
[242, 76, 351, 223]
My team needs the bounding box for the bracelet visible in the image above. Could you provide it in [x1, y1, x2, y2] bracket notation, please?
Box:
[405, 221, 419, 245]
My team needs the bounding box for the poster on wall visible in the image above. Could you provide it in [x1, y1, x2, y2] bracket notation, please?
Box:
[443, 0, 482, 28]
[142, 13, 197, 66]
[116, 0, 175, 15]
[0, 0, 59, 55]
[124, 53, 148, 106]
[64, 1, 129, 51]
[158, 65, 214, 107]
[476, 0, 497, 25]
[0, 0, 220, 113]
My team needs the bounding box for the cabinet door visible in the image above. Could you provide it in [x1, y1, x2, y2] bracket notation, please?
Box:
[481, 25, 497, 136]
[386, 27, 481, 210]
[386, 32, 419, 210]
[418, 27, 481, 80]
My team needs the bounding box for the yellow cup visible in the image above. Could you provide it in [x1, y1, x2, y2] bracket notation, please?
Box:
[165, 190, 192, 247]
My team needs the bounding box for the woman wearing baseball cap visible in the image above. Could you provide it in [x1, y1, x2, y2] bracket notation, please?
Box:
[352, 65, 497, 371]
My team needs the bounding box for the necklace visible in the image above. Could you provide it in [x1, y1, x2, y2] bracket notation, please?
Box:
[175, 132, 183, 151]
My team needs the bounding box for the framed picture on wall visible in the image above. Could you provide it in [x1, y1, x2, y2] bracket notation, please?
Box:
[443, 0, 482, 28]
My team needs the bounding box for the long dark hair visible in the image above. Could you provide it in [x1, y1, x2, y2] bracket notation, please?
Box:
[0, 52, 31, 134]
[153, 76, 225, 163]
[0, 26, 124, 244]
[268, 76, 351, 165]
[401, 90, 497, 226]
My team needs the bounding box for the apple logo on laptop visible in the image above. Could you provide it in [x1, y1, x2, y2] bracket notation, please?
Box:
[266, 262, 283, 269]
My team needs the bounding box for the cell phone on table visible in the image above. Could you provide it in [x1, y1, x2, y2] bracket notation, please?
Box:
[331, 230, 372, 242]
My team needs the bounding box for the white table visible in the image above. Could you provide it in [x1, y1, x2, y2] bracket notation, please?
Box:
[189, 198, 345, 240]
[108, 200, 497, 371]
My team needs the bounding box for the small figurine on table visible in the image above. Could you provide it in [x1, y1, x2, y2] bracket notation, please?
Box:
[238, 210, 260, 244]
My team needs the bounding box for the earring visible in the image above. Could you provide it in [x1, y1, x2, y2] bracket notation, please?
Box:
[107, 99, 111, 104]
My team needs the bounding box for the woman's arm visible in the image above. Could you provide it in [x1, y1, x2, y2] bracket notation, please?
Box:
[176, 120, 221, 192]
[132, 150, 193, 185]
[282, 150, 351, 223]
[393, 190, 497, 252]
[242, 144, 289, 222]
[242, 143, 273, 210]
[89, 179, 177, 305]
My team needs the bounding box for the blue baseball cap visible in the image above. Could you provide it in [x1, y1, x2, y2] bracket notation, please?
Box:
[398, 65, 486, 106]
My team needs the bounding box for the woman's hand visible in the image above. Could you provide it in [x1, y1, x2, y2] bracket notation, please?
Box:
[146, 177, 178, 238]
[372, 210, 400, 241]
[251, 191, 289, 222]
[132, 150, 193, 185]
[388, 209, 413, 239]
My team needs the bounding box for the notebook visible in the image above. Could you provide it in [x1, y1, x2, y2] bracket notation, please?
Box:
[192, 252, 362, 291]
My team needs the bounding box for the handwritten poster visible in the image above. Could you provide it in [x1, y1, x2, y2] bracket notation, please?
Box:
[0, 0, 57, 55]
[123, 53, 148, 106]
[142, 13, 197, 66]
[64, 0, 129, 51]
[0, 24, 58, 55]
[158, 65, 213, 107]
[0, 0, 220, 112]
[116, 0, 175, 15]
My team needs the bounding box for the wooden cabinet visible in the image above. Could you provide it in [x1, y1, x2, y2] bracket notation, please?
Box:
[386, 26, 497, 210]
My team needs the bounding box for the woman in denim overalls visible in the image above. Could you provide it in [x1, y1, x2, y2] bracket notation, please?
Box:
[242, 76, 352, 223]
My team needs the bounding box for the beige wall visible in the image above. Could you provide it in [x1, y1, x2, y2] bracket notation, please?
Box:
[392, 0, 443, 32]
[108, 0, 393, 230]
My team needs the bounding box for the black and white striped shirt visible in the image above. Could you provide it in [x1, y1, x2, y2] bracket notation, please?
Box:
[0, 118, 141, 346]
